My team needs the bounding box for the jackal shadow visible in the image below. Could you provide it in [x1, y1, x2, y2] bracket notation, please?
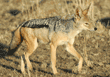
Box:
[0, 43, 9, 58]
[0, 43, 21, 73]
[0, 42, 42, 73]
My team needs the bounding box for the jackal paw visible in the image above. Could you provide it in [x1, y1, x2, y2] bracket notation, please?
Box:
[27, 67, 33, 73]
[53, 71, 59, 75]
[54, 72, 60, 75]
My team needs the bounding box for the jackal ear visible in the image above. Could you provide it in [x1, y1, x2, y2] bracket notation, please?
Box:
[75, 7, 83, 18]
[82, 3, 91, 16]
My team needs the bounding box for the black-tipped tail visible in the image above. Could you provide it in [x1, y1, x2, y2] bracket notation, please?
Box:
[7, 27, 23, 56]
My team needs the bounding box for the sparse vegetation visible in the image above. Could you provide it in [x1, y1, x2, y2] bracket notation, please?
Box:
[0, 0, 110, 77]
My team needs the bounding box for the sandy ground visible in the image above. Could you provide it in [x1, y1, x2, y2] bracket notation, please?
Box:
[0, 0, 110, 77]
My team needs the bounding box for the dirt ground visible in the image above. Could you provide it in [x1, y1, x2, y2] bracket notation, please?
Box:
[0, 0, 110, 77]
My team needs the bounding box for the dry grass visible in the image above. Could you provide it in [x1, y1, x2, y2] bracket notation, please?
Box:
[19, 0, 95, 20]
[0, 0, 110, 77]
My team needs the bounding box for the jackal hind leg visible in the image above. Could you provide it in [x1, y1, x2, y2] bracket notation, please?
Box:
[66, 43, 83, 73]
[50, 42, 58, 75]
[21, 30, 38, 77]
[23, 37, 38, 77]
[21, 55, 25, 76]
[25, 37, 38, 71]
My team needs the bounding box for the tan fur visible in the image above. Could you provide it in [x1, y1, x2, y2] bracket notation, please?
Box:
[9, 4, 97, 76]
[23, 9, 93, 75]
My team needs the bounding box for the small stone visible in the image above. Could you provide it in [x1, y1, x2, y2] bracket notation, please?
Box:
[41, 63, 47, 68]
[92, 39, 95, 43]
[101, 38, 104, 41]
[98, 62, 103, 66]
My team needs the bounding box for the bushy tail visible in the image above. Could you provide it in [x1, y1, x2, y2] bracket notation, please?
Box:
[7, 26, 23, 56]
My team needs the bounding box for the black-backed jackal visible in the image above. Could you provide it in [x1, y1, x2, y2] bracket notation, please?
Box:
[7, 5, 97, 75]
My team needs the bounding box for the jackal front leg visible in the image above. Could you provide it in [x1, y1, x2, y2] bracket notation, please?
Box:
[66, 43, 83, 73]
[50, 43, 58, 75]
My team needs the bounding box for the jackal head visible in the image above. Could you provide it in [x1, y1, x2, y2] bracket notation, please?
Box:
[75, 5, 97, 31]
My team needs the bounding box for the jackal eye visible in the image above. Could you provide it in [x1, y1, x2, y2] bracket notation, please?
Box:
[85, 23, 89, 25]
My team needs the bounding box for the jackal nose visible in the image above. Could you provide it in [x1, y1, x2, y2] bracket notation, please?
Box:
[94, 27, 97, 31]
